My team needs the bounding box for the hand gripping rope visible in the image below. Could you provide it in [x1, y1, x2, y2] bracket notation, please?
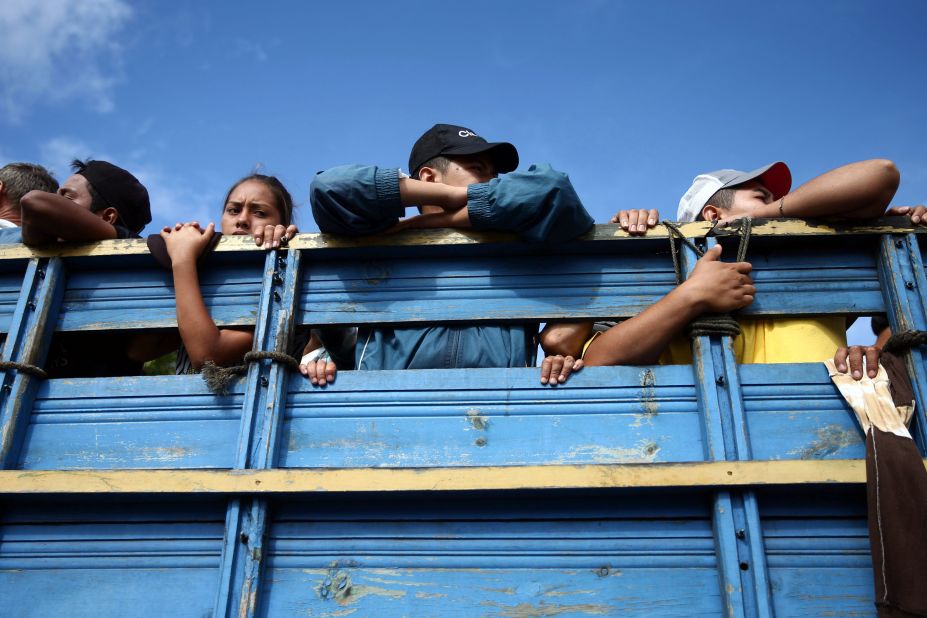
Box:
[662, 218, 753, 340]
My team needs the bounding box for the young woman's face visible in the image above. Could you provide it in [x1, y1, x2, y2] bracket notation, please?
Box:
[221, 179, 283, 235]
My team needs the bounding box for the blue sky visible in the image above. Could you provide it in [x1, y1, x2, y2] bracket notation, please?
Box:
[2, 0, 926, 343]
[3, 0, 925, 228]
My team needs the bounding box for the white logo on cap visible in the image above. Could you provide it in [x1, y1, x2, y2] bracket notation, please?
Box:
[458, 130, 477, 138]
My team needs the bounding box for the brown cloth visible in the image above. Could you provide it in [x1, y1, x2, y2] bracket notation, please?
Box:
[866, 353, 927, 617]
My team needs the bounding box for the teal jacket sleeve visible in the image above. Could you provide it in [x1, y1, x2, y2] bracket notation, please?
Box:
[310, 165, 406, 236]
[465, 163, 594, 243]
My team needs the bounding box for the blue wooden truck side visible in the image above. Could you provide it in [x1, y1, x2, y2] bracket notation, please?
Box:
[0, 220, 924, 617]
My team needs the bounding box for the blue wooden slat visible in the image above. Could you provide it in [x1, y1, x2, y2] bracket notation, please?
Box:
[262, 492, 721, 618]
[0, 270, 27, 335]
[56, 260, 265, 331]
[760, 487, 873, 617]
[297, 246, 881, 327]
[740, 363, 865, 460]
[0, 258, 65, 468]
[12, 363, 863, 470]
[281, 365, 700, 468]
[35, 243, 885, 333]
[0, 499, 224, 618]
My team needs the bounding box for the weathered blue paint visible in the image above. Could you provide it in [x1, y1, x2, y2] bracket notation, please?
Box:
[878, 234, 927, 448]
[0, 258, 65, 468]
[1, 225, 923, 617]
[214, 249, 303, 618]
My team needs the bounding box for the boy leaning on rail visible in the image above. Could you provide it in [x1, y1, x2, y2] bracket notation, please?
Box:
[301, 123, 653, 386]
[14, 159, 154, 377]
[547, 159, 923, 380]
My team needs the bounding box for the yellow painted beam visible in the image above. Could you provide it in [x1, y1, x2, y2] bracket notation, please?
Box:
[0, 219, 921, 261]
[1, 460, 914, 494]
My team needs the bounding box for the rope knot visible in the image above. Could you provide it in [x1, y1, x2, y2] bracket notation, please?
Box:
[201, 350, 300, 395]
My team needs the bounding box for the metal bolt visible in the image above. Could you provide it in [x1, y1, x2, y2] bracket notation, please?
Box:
[716, 375, 725, 386]
[896, 239, 905, 248]
[597, 567, 609, 577]
[736, 529, 746, 540]
[272, 274, 283, 285]
[27, 301, 36, 310]
[37, 269, 45, 279]
[2, 384, 11, 393]
[240, 532, 249, 544]
[739, 561, 749, 571]
[260, 376, 269, 387]
[273, 291, 281, 302]
[906, 282, 915, 290]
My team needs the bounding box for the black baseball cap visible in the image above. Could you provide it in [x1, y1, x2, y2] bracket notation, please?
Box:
[408, 124, 519, 179]
[75, 160, 151, 234]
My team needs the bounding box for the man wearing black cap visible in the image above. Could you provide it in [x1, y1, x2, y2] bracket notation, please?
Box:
[19, 159, 152, 378]
[21, 159, 151, 245]
[305, 123, 594, 379]
[312, 123, 592, 243]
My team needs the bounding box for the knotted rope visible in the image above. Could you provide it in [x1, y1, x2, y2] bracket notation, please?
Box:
[882, 330, 927, 356]
[0, 360, 47, 380]
[662, 218, 753, 340]
[201, 350, 300, 395]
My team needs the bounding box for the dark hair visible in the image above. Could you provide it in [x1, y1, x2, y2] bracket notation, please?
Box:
[70, 159, 106, 213]
[223, 174, 294, 226]
[0, 162, 58, 207]
[414, 156, 451, 180]
[697, 187, 737, 220]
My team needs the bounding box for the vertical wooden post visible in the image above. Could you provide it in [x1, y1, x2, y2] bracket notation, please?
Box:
[877, 234, 927, 449]
[213, 249, 302, 618]
[681, 239, 773, 618]
[0, 258, 66, 468]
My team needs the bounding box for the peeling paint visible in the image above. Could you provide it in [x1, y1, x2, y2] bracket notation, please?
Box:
[564, 440, 660, 463]
[136, 446, 193, 462]
[482, 587, 517, 595]
[467, 409, 489, 431]
[320, 609, 358, 617]
[789, 425, 859, 460]
[414, 592, 447, 599]
[639, 368, 658, 418]
[317, 566, 407, 607]
[481, 600, 610, 617]
[475, 437, 488, 447]
[544, 587, 595, 597]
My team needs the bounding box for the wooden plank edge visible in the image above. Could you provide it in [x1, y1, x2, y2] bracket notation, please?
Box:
[0, 219, 921, 260]
[0, 460, 907, 494]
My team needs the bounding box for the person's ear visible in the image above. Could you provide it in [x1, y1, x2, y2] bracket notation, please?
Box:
[701, 204, 721, 222]
[417, 166, 439, 183]
[97, 206, 120, 226]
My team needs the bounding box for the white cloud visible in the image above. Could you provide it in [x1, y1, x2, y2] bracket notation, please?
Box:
[233, 39, 268, 63]
[0, 0, 132, 122]
[39, 136, 105, 179]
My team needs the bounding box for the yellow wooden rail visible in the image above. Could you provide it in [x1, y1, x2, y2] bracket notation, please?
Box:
[0, 218, 920, 260]
[2, 460, 919, 494]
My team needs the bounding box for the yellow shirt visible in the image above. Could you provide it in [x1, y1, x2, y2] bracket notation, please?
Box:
[583, 317, 847, 365]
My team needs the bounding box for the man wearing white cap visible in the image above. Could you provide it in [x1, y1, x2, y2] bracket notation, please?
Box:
[677, 159, 899, 224]
[576, 159, 911, 378]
